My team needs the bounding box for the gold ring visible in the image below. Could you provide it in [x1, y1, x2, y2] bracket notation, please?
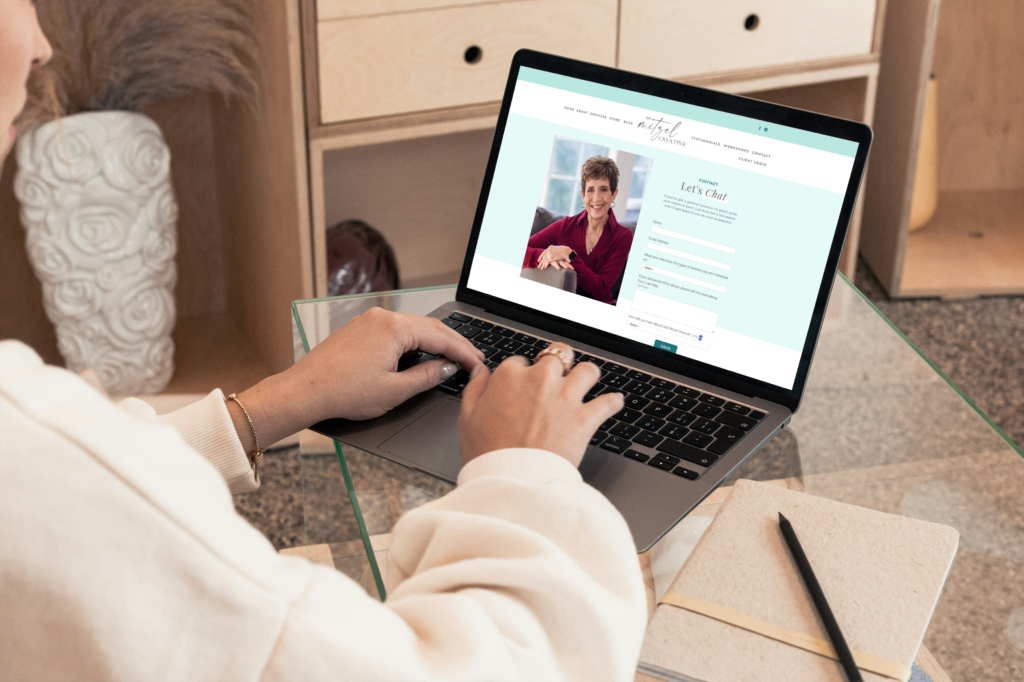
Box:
[534, 346, 573, 376]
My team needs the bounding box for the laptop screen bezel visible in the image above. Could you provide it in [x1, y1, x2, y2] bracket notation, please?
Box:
[456, 49, 873, 413]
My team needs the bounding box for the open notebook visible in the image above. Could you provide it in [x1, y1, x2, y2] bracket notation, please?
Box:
[638, 480, 959, 682]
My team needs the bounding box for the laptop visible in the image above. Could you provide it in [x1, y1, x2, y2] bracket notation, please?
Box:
[312, 49, 872, 552]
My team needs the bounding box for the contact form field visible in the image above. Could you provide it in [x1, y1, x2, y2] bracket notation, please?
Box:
[647, 242, 732, 271]
[651, 226, 736, 254]
[632, 290, 720, 332]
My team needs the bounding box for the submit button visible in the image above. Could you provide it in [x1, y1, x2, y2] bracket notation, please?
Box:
[654, 340, 678, 353]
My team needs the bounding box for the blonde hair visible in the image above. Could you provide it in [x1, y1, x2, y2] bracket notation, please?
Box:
[580, 156, 619, 194]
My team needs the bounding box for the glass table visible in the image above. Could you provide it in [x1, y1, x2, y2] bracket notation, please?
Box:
[291, 275, 1023, 682]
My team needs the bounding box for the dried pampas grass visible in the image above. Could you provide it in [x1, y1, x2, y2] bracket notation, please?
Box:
[18, 0, 258, 127]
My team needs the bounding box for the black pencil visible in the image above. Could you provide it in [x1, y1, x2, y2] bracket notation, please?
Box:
[779, 512, 864, 682]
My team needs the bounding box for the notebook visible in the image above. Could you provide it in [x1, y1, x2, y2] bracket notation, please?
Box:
[638, 480, 959, 682]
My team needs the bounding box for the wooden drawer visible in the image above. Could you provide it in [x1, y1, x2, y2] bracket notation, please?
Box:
[619, 0, 877, 80]
[316, 0, 617, 124]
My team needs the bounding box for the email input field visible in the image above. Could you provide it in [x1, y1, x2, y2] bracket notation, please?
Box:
[647, 242, 732, 271]
[650, 226, 736, 254]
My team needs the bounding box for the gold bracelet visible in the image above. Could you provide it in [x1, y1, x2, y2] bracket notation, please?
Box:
[226, 393, 263, 483]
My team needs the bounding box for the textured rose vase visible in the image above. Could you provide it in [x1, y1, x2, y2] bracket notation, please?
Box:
[14, 111, 178, 395]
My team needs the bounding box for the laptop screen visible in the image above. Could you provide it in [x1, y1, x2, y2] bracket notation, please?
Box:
[466, 67, 862, 391]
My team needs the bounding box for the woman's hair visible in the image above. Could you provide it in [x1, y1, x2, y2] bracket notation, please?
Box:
[580, 156, 620, 194]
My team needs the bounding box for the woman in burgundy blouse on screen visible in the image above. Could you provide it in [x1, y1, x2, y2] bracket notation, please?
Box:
[523, 156, 633, 306]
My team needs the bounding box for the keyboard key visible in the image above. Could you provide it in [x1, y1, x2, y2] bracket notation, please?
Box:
[436, 370, 469, 395]
[667, 410, 697, 426]
[691, 403, 722, 419]
[587, 383, 603, 397]
[494, 338, 523, 352]
[456, 325, 481, 339]
[658, 424, 688, 440]
[654, 453, 680, 465]
[492, 326, 515, 337]
[514, 346, 539, 359]
[590, 432, 608, 446]
[636, 416, 665, 432]
[583, 394, 596, 403]
[448, 312, 472, 323]
[626, 370, 652, 382]
[672, 467, 699, 480]
[604, 362, 627, 374]
[674, 385, 701, 398]
[634, 430, 664, 448]
[623, 394, 651, 410]
[643, 403, 674, 419]
[682, 431, 714, 448]
[600, 385, 625, 396]
[623, 449, 650, 463]
[513, 333, 537, 344]
[442, 318, 462, 329]
[624, 380, 652, 395]
[692, 417, 721, 435]
[648, 458, 675, 471]
[724, 402, 750, 415]
[477, 331, 501, 345]
[610, 423, 641, 439]
[397, 351, 423, 371]
[604, 374, 629, 388]
[478, 346, 497, 358]
[598, 418, 616, 432]
[534, 339, 552, 349]
[708, 435, 740, 455]
[493, 351, 512, 363]
[668, 395, 698, 411]
[600, 436, 630, 454]
[698, 394, 726, 407]
[657, 439, 718, 468]
[650, 378, 675, 390]
[646, 388, 672, 403]
[748, 410, 767, 420]
[469, 318, 493, 329]
[485, 360, 499, 370]
[577, 354, 604, 366]
[715, 411, 756, 431]
[614, 408, 643, 424]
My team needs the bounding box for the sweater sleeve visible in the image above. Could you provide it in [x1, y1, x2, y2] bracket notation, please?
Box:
[574, 228, 633, 303]
[118, 390, 258, 494]
[523, 218, 568, 268]
[263, 448, 649, 681]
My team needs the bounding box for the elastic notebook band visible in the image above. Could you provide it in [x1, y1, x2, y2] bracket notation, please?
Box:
[658, 591, 911, 682]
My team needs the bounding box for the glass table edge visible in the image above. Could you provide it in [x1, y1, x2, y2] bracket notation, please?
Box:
[292, 284, 457, 308]
[836, 272, 1023, 459]
[292, 299, 389, 601]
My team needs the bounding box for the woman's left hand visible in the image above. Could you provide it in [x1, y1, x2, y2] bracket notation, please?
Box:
[537, 245, 573, 270]
[228, 308, 485, 451]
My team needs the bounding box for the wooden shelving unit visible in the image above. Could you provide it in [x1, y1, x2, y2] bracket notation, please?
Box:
[861, 0, 1023, 299]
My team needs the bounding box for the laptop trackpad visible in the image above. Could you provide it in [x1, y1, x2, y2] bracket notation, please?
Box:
[379, 399, 462, 479]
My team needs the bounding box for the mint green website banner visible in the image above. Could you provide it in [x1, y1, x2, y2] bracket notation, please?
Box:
[518, 67, 859, 157]
[476, 112, 844, 351]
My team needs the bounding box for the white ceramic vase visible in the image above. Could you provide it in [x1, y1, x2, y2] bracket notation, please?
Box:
[14, 111, 178, 395]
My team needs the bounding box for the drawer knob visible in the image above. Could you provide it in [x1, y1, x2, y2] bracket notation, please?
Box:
[744, 13, 760, 31]
[464, 45, 483, 64]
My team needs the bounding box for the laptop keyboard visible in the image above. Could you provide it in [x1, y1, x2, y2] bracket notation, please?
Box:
[402, 312, 767, 482]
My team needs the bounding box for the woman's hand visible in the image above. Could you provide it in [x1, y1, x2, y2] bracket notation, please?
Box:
[228, 308, 485, 452]
[537, 245, 574, 270]
[458, 344, 624, 467]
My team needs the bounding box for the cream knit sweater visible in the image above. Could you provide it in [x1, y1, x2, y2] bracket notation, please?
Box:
[0, 341, 647, 681]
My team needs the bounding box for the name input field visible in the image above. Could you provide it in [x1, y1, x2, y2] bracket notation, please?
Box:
[641, 264, 727, 293]
[632, 290, 719, 333]
[650, 226, 736, 254]
[646, 242, 732, 271]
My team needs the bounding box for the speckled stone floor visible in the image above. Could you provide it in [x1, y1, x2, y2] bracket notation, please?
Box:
[854, 257, 1024, 450]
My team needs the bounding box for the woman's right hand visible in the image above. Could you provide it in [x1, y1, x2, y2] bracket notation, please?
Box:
[458, 344, 624, 467]
[537, 245, 574, 270]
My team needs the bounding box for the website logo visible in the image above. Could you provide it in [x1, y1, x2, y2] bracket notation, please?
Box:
[637, 117, 686, 147]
